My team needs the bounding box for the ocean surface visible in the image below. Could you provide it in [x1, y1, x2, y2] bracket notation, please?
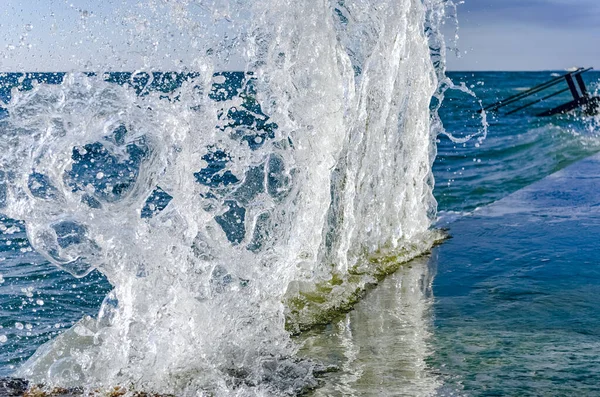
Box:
[430, 71, 600, 396]
[1, 70, 600, 394]
[430, 153, 600, 396]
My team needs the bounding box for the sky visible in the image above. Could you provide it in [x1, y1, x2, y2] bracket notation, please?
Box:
[0, 0, 234, 71]
[446, 0, 600, 70]
[0, 0, 599, 71]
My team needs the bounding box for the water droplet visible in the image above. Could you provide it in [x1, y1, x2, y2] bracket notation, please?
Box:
[21, 287, 34, 298]
[0, 335, 7, 343]
[15, 322, 24, 330]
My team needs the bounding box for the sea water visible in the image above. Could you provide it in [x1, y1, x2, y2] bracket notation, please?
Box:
[430, 71, 600, 396]
[1, 2, 600, 396]
[294, 71, 600, 396]
[0, 1, 448, 395]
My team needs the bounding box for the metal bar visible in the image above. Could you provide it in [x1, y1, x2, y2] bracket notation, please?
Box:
[565, 74, 580, 100]
[483, 68, 583, 111]
[484, 67, 594, 112]
[538, 95, 600, 117]
[485, 78, 569, 111]
[505, 87, 571, 115]
[536, 98, 583, 117]
[574, 66, 594, 75]
[575, 74, 589, 97]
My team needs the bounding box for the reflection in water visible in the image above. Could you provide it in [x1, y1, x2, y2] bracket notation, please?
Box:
[298, 256, 440, 396]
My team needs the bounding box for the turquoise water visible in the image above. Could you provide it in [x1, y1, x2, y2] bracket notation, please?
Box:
[1, 71, 600, 394]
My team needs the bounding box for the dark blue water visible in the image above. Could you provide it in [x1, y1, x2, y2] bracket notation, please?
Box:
[430, 71, 600, 396]
[430, 154, 600, 396]
[1, 71, 600, 395]
[435, 71, 600, 213]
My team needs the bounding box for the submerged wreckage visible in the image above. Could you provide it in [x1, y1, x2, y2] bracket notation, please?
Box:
[484, 67, 599, 117]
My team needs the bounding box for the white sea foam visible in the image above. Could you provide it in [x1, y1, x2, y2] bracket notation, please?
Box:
[1, 0, 449, 394]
